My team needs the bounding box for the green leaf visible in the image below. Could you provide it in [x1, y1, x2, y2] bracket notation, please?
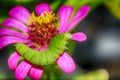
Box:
[50, 0, 64, 12]
[64, 0, 108, 13]
[72, 69, 109, 80]
[105, 0, 120, 19]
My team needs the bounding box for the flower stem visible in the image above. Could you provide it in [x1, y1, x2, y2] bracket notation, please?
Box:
[44, 67, 51, 80]
[46, 69, 50, 80]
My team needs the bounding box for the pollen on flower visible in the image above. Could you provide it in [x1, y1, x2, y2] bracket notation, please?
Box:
[27, 11, 58, 47]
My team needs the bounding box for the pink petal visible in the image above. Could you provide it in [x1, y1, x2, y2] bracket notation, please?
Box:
[0, 36, 30, 49]
[15, 61, 32, 80]
[58, 5, 73, 33]
[35, 3, 51, 16]
[34, 47, 40, 51]
[56, 52, 76, 73]
[40, 46, 48, 51]
[9, 6, 30, 24]
[0, 28, 28, 39]
[1, 18, 28, 32]
[28, 67, 43, 80]
[64, 6, 90, 32]
[8, 52, 20, 70]
[27, 43, 34, 47]
[72, 32, 87, 41]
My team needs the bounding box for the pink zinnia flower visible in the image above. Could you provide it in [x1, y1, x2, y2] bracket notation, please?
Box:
[0, 3, 90, 80]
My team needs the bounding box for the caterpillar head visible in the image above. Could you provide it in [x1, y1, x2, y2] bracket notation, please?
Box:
[63, 33, 72, 40]
[49, 33, 71, 50]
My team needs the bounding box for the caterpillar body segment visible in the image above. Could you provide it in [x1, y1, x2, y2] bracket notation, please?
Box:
[15, 33, 71, 66]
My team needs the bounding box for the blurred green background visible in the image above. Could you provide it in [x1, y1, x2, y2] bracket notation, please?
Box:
[0, 0, 120, 80]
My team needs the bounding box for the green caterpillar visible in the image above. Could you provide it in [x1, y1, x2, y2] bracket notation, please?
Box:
[15, 33, 71, 66]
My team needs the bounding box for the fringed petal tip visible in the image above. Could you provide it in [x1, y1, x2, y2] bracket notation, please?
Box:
[9, 6, 30, 24]
[76, 5, 90, 20]
[81, 5, 90, 11]
[28, 67, 43, 80]
[58, 5, 74, 33]
[1, 18, 28, 32]
[72, 32, 87, 42]
[0, 28, 28, 39]
[81, 5, 90, 15]
[0, 36, 30, 49]
[8, 52, 20, 70]
[35, 3, 51, 16]
[57, 52, 76, 73]
[64, 5, 90, 32]
[15, 61, 31, 80]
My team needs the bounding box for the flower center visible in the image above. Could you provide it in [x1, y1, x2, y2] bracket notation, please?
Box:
[27, 12, 58, 47]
